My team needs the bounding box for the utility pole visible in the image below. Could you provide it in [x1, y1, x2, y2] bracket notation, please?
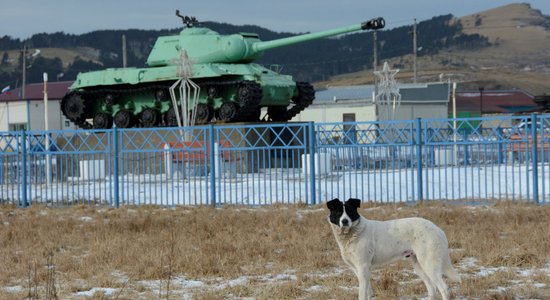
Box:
[412, 18, 418, 84]
[122, 34, 128, 68]
[21, 45, 27, 100]
[21, 45, 30, 130]
[479, 87, 484, 117]
[20, 46, 40, 130]
[373, 31, 378, 92]
[44, 72, 52, 185]
[373, 31, 378, 72]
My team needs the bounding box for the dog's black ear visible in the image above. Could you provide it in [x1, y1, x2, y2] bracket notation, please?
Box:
[326, 198, 342, 210]
[346, 198, 361, 208]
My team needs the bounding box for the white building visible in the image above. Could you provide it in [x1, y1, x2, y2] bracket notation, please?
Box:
[0, 81, 76, 132]
[291, 82, 450, 123]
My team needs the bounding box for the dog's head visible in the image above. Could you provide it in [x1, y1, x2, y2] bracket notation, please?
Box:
[326, 198, 361, 228]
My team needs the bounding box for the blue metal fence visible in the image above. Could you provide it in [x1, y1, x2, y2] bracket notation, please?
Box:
[1, 115, 548, 207]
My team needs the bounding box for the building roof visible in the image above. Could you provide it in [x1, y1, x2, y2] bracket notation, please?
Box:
[454, 90, 540, 114]
[401, 83, 450, 102]
[315, 85, 375, 103]
[0, 81, 72, 102]
[314, 82, 450, 105]
[313, 84, 543, 114]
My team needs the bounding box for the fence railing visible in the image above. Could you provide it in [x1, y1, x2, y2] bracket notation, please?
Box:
[1, 114, 549, 207]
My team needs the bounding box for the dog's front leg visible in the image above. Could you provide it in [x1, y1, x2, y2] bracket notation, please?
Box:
[357, 266, 373, 300]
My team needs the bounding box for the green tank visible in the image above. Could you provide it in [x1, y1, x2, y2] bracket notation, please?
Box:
[61, 11, 385, 129]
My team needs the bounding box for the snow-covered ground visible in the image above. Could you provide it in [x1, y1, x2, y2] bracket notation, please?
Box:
[3, 162, 549, 206]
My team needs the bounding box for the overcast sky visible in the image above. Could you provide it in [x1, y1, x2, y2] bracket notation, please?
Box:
[1, 1, 550, 39]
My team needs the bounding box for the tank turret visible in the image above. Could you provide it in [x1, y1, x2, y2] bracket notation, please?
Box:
[147, 17, 385, 66]
[61, 12, 385, 129]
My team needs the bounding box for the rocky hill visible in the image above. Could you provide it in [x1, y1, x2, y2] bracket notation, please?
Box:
[319, 3, 550, 96]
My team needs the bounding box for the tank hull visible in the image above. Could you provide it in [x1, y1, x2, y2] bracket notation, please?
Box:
[62, 63, 308, 128]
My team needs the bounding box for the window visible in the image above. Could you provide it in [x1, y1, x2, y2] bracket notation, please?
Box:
[343, 113, 356, 144]
[343, 113, 356, 123]
[9, 123, 27, 131]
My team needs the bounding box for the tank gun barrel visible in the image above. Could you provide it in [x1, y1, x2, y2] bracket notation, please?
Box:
[252, 17, 385, 53]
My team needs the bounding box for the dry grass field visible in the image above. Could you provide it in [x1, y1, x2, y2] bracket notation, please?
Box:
[0, 202, 549, 299]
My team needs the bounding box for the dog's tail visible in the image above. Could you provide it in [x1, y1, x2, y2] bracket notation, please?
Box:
[444, 261, 461, 283]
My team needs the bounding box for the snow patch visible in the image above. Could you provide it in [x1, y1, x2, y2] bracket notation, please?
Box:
[305, 284, 327, 292]
[80, 216, 93, 222]
[4, 285, 24, 293]
[74, 287, 119, 297]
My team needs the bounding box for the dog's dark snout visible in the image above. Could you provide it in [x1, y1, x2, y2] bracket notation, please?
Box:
[341, 219, 349, 226]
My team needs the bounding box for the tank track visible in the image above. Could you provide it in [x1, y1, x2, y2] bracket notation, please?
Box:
[288, 82, 315, 119]
[233, 80, 262, 122]
[61, 84, 173, 129]
[267, 82, 315, 122]
[61, 80, 309, 129]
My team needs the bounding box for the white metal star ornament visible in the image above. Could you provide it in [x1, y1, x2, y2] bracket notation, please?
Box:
[374, 62, 402, 122]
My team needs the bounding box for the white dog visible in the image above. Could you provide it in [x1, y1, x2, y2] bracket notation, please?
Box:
[327, 198, 460, 300]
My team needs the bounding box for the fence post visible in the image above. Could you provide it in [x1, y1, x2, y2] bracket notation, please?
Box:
[113, 127, 120, 208]
[163, 143, 173, 180]
[463, 130, 469, 165]
[531, 114, 539, 204]
[21, 129, 27, 208]
[209, 124, 216, 207]
[415, 118, 423, 202]
[497, 134, 504, 164]
[308, 122, 316, 206]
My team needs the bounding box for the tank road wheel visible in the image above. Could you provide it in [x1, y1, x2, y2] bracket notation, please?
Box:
[206, 85, 219, 99]
[155, 88, 169, 101]
[139, 108, 161, 128]
[114, 110, 135, 128]
[93, 112, 113, 129]
[237, 83, 252, 103]
[163, 107, 179, 127]
[61, 93, 86, 122]
[193, 103, 214, 125]
[267, 106, 289, 122]
[104, 93, 117, 106]
[218, 101, 240, 122]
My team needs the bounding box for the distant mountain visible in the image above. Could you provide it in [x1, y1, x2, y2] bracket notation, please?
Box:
[0, 8, 494, 90]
